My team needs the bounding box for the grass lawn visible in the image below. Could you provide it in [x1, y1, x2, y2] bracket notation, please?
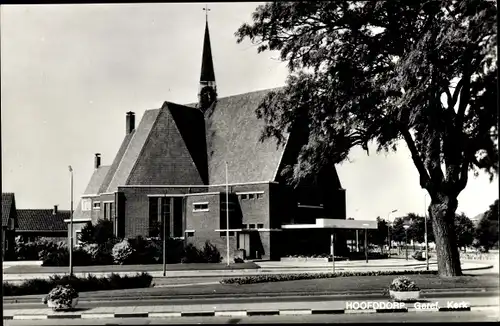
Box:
[6, 274, 498, 300]
[3, 262, 260, 274]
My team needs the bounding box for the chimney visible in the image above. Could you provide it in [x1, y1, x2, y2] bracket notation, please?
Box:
[94, 153, 101, 169]
[53, 205, 58, 215]
[126, 112, 135, 134]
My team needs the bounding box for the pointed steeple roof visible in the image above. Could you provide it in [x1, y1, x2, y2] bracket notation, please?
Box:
[200, 21, 215, 83]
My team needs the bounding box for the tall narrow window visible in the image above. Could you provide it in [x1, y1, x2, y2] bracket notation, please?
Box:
[149, 198, 159, 238]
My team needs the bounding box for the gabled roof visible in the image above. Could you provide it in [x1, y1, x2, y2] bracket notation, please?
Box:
[204, 89, 288, 184]
[83, 165, 111, 195]
[105, 109, 161, 192]
[2, 193, 16, 227]
[80, 88, 292, 194]
[17, 209, 69, 232]
[98, 132, 135, 193]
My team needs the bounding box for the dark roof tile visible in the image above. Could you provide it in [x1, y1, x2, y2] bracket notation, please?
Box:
[17, 209, 69, 232]
[106, 109, 160, 192]
[83, 166, 111, 195]
[2, 193, 15, 227]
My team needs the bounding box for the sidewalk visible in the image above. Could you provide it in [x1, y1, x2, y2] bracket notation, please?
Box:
[2, 261, 493, 283]
[4, 295, 498, 320]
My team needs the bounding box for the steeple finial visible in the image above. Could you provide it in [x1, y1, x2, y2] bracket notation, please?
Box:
[203, 4, 210, 23]
[198, 5, 217, 112]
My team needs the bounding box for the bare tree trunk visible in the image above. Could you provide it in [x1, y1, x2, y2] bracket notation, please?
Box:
[429, 194, 463, 277]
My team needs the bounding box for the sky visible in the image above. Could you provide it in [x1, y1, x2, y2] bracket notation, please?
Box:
[1, 3, 498, 221]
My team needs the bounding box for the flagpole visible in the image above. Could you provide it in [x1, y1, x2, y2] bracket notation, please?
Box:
[225, 161, 230, 266]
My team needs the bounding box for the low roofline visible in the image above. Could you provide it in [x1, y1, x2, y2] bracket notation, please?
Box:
[120, 181, 278, 188]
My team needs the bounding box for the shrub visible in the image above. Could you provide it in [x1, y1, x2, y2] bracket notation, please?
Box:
[234, 257, 244, 263]
[42, 247, 93, 267]
[79, 219, 116, 247]
[82, 243, 113, 265]
[3, 273, 153, 297]
[112, 239, 134, 265]
[42, 285, 79, 310]
[182, 243, 203, 263]
[389, 276, 420, 292]
[129, 236, 160, 264]
[201, 241, 222, 263]
[220, 270, 438, 285]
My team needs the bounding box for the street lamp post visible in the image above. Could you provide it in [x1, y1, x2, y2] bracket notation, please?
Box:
[424, 194, 430, 271]
[362, 223, 369, 263]
[68, 166, 74, 277]
[163, 195, 167, 277]
[225, 161, 230, 266]
[403, 224, 410, 261]
[387, 209, 398, 256]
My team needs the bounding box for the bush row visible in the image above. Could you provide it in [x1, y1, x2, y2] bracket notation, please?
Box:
[220, 270, 439, 285]
[14, 236, 221, 266]
[3, 272, 153, 296]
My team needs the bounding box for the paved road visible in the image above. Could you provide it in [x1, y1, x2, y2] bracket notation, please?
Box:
[4, 293, 499, 311]
[3, 309, 499, 325]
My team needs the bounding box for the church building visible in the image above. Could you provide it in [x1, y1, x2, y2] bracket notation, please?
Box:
[71, 19, 356, 261]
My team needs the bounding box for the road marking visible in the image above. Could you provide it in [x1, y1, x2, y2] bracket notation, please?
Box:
[81, 313, 115, 319]
[148, 312, 182, 318]
[344, 309, 377, 314]
[279, 309, 313, 315]
[215, 311, 248, 317]
[13, 315, 48, 320]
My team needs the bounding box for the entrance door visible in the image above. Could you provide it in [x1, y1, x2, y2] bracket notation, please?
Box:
[238, 233, 250, 258]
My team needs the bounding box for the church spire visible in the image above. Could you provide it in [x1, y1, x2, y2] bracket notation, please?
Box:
[199, 5, 217, 111]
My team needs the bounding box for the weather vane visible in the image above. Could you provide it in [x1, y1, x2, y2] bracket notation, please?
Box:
[203, 4, 210, 22]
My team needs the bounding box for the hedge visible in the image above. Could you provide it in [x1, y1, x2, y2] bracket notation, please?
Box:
[3, 272, 153, 296]
[220, 270, 439, 285]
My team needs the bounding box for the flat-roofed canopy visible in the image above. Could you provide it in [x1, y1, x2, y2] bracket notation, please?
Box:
[282, 219, 377, 230]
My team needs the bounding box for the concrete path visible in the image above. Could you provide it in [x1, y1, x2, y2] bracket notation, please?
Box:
[2, 260, 494, 284]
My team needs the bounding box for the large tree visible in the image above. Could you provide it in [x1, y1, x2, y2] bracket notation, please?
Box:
[236, 0, 497, 276]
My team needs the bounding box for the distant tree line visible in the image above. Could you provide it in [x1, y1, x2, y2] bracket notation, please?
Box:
[367, 199, 498, 253]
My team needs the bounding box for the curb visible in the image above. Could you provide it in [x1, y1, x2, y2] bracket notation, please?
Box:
[4, 289, 498, 304]
[4, 306, 494, 320]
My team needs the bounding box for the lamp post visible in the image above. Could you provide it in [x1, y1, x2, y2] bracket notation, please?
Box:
[362, 223, 369, 263]
[225, 161, 230, 266]
[403, 224, 410, 261]
[424, 193, 430, 271]
[68, 166, 74, 277]
[163, 195, 167, 277]
[387, 209, 398, 256]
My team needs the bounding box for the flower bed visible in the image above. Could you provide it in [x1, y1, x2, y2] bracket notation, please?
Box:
[43, 285, 79, 311]
[389, 276, 421, 302]
[3, 272, 153, 296]
[220, 270, 438, 285]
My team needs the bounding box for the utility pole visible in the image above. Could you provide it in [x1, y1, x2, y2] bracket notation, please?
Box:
[68, 166, 74, 277]
[225, 161, 230, 266]
[387, 209, 398, 256]
[424, 194, 429, 270]
[163, 196, 167, 277]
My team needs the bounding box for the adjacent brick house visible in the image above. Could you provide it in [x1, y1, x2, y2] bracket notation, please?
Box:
[2, 193, 17, 258]
[16, 205, 69, 243]
[72, 20, 352, 260]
